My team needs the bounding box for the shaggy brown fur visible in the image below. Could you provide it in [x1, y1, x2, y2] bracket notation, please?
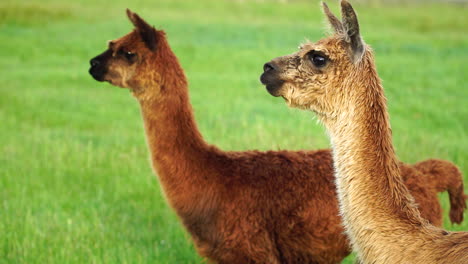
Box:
[261, 1, 468, 263]
[89, 9, 466, 264]
[414, 159, 468, 224]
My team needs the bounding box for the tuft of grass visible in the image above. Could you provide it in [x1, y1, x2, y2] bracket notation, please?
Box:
[0, 0, 466, 263]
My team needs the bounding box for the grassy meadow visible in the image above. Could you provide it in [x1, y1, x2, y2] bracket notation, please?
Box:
[1, 0, 467, 263]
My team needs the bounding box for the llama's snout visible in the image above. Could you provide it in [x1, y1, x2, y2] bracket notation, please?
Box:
[89, 56, 107, 82]
[90, 58, 100, 67]
[260, 61, 284, 97]
[89, 62, 105, 82]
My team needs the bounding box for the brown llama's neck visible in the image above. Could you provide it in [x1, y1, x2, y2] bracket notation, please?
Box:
[139, 91, 209, 172]
[325, 53, 433, 260]
[136, 42, 215, 206]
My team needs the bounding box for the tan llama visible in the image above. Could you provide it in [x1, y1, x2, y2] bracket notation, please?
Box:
[260, 1, 468, 263]
[89, 8, 466, 264]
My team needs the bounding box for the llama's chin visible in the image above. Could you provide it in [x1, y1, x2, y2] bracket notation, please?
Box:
[106, 78, 129, 89]
[262, 80, 285, 97]
[265, 85, 283, 97]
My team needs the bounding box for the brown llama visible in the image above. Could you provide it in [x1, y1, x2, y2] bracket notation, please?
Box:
[89, 9, 466, 264]
[260, 1, 468, 263]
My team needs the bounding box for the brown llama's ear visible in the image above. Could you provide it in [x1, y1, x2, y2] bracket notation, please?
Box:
[126, 9, 157, 51]
[322, 2, 344, 33]
[340, 0, 364, 62]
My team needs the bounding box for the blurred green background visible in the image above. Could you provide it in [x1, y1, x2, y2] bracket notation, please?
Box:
[1, 0, 466, 263]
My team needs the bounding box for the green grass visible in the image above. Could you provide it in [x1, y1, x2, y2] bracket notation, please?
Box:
[0, 0, 466, 263]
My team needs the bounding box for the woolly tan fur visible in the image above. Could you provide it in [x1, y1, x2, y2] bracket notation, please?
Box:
[260, 1, 468, 263]
[89, 8, 467, 264]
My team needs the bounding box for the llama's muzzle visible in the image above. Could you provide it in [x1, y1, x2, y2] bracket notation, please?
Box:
[260, 62, 284, 97]
[89, 49, 112, 82]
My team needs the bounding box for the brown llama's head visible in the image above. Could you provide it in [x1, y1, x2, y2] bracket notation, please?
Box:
[260, 0, 372, 119]
[89, 9, 181, 100]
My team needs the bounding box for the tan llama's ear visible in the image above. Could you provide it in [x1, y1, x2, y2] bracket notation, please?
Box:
[340, 0, 364, 63]
[322, 2, 344, 33]
[126, 8, 157, 51]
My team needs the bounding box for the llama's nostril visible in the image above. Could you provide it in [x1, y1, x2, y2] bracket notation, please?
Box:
[263, 63, 275, 73]
[90, 59, 100, 67]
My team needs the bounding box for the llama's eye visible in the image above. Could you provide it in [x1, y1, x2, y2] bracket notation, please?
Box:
[311, 54, 327, 67]
[124, 51, 136, 60]
[118, 49, 137, 61]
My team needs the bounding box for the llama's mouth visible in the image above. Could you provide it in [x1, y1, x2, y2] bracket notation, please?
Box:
[89, 67, 106, 82]
[89, 49, 112, 82]
[260, 73, 284, 97]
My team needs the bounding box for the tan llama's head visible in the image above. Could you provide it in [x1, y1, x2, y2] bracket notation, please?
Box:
[260, 0, 371, 119]
[89, 9, 179, 100]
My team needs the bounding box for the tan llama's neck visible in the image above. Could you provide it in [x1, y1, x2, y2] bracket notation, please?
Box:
[324, 56, 434, 261]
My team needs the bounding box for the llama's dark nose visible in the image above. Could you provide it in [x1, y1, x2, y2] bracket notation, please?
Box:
[89, 57, 106, 81]
[90, 58, 100, 67]
[263, 62, 276, 73]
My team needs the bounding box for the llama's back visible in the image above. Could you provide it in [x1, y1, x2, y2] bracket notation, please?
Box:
[413, 159, 467, 224]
